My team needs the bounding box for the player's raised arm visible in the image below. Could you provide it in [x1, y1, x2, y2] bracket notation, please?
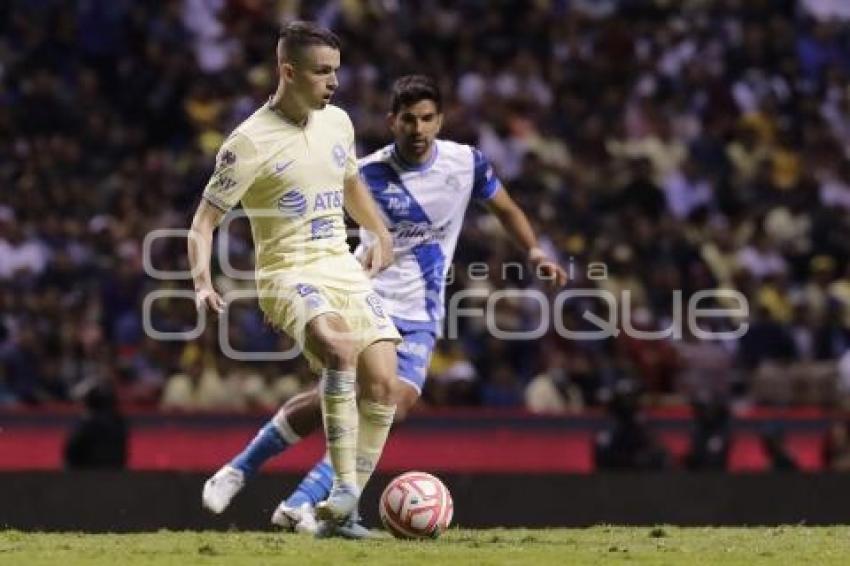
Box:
[343, 174, 393, 275]
[484, 185, 567, 289]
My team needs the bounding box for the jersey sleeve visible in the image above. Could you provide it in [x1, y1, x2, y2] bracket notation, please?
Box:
[471, 147, 500, 201]
[202, 132, 259, 212]
[343, 117, 359, 180]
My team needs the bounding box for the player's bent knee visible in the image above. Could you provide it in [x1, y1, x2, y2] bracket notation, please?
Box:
[362, 371, 397, 405]
[357, 339, 399, 403]
[323, 344, 357, 370]
[307, 314, 358, 370]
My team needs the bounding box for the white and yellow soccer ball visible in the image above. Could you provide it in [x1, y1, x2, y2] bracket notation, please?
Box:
[379, 471, 453, 539]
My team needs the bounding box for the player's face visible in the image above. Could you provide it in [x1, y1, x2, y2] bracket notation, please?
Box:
[389, 99, 443, 161]
[284, 46, 340, 110]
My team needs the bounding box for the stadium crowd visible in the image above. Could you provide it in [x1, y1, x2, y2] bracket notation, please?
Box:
[2, 0, 850, 416]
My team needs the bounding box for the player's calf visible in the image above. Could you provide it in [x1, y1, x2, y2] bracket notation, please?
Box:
[392, 380, 421, 421]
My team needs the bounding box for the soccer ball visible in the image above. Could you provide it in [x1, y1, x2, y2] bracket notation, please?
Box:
[379, 471, 453, 539]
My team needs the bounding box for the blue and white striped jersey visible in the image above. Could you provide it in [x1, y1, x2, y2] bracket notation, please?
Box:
[356, 139, 501, 326]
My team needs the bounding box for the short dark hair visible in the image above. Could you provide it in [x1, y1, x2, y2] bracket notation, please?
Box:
[277, 21, 340, 63]
[390, 75, 442, 114]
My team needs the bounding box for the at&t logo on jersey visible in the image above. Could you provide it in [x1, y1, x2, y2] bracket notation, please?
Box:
[278, 189, 308, 217]
[313, 190, 342, 211]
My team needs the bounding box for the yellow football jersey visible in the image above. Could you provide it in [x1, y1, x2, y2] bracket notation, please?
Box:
[202, 102, 400, 367]
[202, 102, 361, 282]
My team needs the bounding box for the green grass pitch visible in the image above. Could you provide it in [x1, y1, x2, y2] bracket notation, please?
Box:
[2, 526, 849, 565]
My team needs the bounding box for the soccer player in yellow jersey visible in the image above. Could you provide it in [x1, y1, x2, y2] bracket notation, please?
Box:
[188, 21, 400, 527]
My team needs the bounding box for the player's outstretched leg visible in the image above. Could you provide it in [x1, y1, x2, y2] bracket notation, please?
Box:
[202, 389, 322, 514]
[202, 421, 288, 514]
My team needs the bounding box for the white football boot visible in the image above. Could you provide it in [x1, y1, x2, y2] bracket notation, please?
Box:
[271, 501, 318, 535]
[315, 483, 359, 523]
[315, 509, 385, 540]
[201, 465, 245, 514]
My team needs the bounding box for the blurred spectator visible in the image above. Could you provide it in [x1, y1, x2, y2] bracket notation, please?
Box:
[64, 384, 127, 470]
[525, 349, 584, 414]
[160, 348, 228, 411]
[0, 220, 49, 281]
[685, 396, 731, 471]
[613, 158, 667, 221]
[823, 418, 850, 471]
[673, 327, 737, 399]
[727, 125, 770, 189]
[837, 350, 850, 406]
[480, 366, 525, 408]
[423, 341, 478, 406]
[617, 308, 681, 397]
[662, 155, 714, 220]
[761, 428, 799, 472]
[736, 231, 788, 281]
[595, 380, 670, 470]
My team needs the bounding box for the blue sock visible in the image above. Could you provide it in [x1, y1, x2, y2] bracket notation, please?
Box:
[285, 459, 334, 508]
[230, 422, 289, 477]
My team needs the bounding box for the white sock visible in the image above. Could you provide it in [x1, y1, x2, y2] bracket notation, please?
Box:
[271, 408, 302, 444]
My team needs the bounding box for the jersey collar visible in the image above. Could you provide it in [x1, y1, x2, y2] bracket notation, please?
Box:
[266, 98, 311, 129]
[391, 142, 439, 172]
